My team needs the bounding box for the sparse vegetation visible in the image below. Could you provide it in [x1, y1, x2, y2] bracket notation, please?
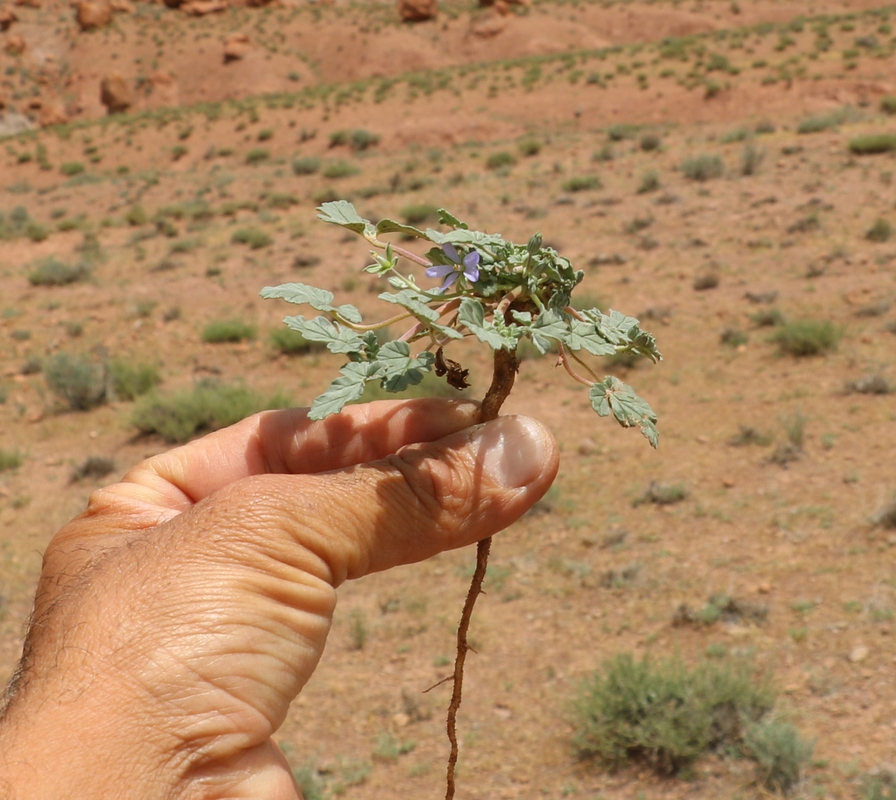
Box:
[201, 320, 256, 344]
[109, 361, 161, 400]
[132, 381, 291, 443]
[28, 257, 90, 287]
[291, 156, 321, 175]
[43, 352, 108, 411]
[485, 151, 517, 170]
[562, 175, 602, 192]
[773, 320, 843, 356]
[849, 134, 896, 155]
[681, 153, 724, 181]
[0, 448, 23, 472]
[231, 228, 273, 249]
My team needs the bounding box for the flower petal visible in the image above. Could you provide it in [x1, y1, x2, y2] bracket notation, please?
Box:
[441, 244, 460, 264]
[463, 251, 481, 269]
[463, 264, 480, 282]
[441, 271, 460, 289]
[426, 264, 454, 279]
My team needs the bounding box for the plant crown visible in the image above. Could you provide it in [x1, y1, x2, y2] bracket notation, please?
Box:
[262, 200, 661, 446]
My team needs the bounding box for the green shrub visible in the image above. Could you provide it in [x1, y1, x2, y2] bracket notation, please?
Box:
[349, 129, 380, 151]
[44, 352, 108, 411]
[518, 137, 542, 157]
[109, 360, 161, 400]
[132, 381, 291, 443]
[171, 145, 188, 161]
[881, 96, 896, 115]
[202, 319, 256, 344]
[745, 720, 814, 793]
[681, 153, 724, 181]
[797, 108, 849, 133]
[486, 151, 517, 170]
[0, 448, 23, 472]
[849, 134, 896, 155]
[28, 257, 90, 286]
[866, 218, 892, 242]
[70, 456, 116, 482]
[740, 142, 765, 176]
[607, 123, 638, 141]
[24, 220, 49, 242]
[126, 205, 149, 226]
[633, 481, 688, 506]
[637, 170, 660, 194]
[231, 227, 273, 249]
[292, 156, 321, 175]
[639, 132, 662, 151]
[257, 128, 274, 141]
[269, 328, 326, 355]
[322, 160, 360, 179]
[60, 162, 85, 176]
[772, 320, 843, 356]
[562, 175, 602, 192]
[401, 203, 439, 225]
[245, 148, 270, 165]
[571, 653, 774, 775]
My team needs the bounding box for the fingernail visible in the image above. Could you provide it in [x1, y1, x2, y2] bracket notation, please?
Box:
[470, 416, 549, 489]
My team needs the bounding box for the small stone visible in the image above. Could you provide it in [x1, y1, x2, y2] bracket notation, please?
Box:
[696, 434, 709, 444]
[75, 0, 112, 30]
[849, 644, 869, 663]
[222, 32, 252, 62]
[722, 477, 735, 488]
[392, 712, 410, 728]
[756, 582, 771, 594]
[577, 437, 598, 456]
[397, 0, 436, 21]
[100, 71, 132, 113]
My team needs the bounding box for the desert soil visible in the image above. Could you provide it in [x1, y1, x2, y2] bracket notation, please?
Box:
[2, 1, 896, 798]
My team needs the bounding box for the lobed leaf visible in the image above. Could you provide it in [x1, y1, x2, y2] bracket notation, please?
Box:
[375, 219, 429, 239]
[458, 298, 508, 350]
[284, 315, 364, 354]
[309, 362, 380, 420]
[262, 282, 362, 323]
[589, 376, 659, 448]
[316, 200, 374, 236]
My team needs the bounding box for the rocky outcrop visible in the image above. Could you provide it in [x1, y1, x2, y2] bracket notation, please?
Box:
[75, 0, 112, 30]
[109, 0, 135, 13]
[100, 71, 132, 113]
[397, 0, 436, 22]
[222, 32, 251, 62]
[38, 100, 69, 127]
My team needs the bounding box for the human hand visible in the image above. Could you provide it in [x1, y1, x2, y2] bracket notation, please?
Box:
[0, 398, 558, 799]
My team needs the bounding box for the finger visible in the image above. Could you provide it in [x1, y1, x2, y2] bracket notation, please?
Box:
[112, 398, 482, 512]
[219, 414, 559, 586]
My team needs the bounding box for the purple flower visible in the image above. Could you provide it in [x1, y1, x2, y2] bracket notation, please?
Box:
[425, 244, 481, 290]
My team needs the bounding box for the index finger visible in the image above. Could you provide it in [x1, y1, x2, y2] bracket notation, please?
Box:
[116, 398, 482, 512]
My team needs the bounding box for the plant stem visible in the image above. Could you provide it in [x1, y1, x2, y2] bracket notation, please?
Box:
[445, 346, 519, 800]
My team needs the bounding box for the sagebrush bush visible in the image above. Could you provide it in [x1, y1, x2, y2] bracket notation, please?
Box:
[231, 228, 273, 249]
[132, 381, 291, 443]
[322, 160, 360, 179]
[486, 151, 517, 170]
[70, 455, 116, 482]
[109, 360, 161, 400]
[866, 218, 892, 242]
[745, 719, 814, 793]
[797, 108, 849, 133]
[291, 156, 321, 175]
[571, 654, 774, 775]
[28, 257, 90, 286]
[681, 154, 724, 181]
[849, 134, 896, 155]
[245, 148, 270, 165]
[773, 320, 842, 356]
[562, 175, 602, 192]
[0, 448, 23, 472]
[269, 328, 326, 356]
[44, 352, 108, 411]
[401, 203, 440, 225]
[202, 320, 256, 344]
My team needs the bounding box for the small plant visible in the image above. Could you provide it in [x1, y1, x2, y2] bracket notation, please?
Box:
[850, 134, 896, 155]
[562, 175, 602, 192]
[257, 128, 274, 142]
[633, 481, 687, 506]
[263, 200, 660, 799]
[60, 162, 85, 176]
[571, 653, 775, 776]
[797, 108, 849, 134]
[866, 218, 892, 242]
[639, 132, 662, 151]
[744, 719, 814, 793]
[0, 448, 23, 472]
[70, 455, 115, 483]
[201, 319, 256, 344]
[245, 148, 269, 165]
[291, 763, 327, 800]
[349, 129, 380, 151]
[485, 151, 517, 170]
[132, 380, 290, 443]
[43, 352, 108, 411]
[269, 328, 325, 356]
[637, 170, 660, 194]
[231, 227, 273, 249]
[126, 205, 148, 226]
[740, 142, 765, 176]
[681, 154, 724, 182]
[607, 123, 637, 141]
[347, 609, 368, 650]
[109, 360, 161, 400]
[518, 137, 541, 157]
[846, 375, 892, 395]
[772, 320, 843, 356]
[401, 203, 440, 226]
[291, 156, 321, 175]
[323, 160, 360, 179]
[28, 257, 90, 287]
[881, 96, 896, 115]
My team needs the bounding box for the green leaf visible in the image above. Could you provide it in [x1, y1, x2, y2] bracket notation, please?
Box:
[375, 219, 428, 239]
[376, 342, 436, 391]
[378, 290, 439, 321]
[567, 319, 616, 356]
[458, 298, 508, 350]
[284, 315, 364, 354]
[316, 200, 374, 236]
[426, 228, 507, 249]
[309, 362, 379, 420]
[261, 283, 362, 323]
[589, 377, 659, 448]
[437, 209, 469, 230]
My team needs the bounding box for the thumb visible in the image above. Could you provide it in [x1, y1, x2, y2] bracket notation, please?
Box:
[233, 414, 559, 586]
